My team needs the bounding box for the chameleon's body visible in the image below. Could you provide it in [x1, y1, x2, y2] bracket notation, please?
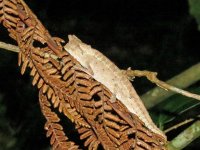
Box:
[64, 35, 166, 139]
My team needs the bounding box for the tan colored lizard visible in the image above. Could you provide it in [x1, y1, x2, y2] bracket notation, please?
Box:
[64, 35, 166, 139]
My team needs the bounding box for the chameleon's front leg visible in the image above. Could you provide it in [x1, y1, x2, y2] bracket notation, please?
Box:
[110, 84, 117, 103]
[121, 67, 135, 81]
[122, 68, 200, 101]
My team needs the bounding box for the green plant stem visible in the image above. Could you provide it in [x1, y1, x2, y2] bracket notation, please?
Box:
[141, 63, 200, 109]
[167, 120, 200, 150]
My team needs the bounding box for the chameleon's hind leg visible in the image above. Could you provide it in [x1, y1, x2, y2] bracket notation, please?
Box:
[110, 83, 118, 103]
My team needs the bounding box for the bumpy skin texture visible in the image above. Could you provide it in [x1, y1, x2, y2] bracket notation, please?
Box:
[64, 35, 166, 139]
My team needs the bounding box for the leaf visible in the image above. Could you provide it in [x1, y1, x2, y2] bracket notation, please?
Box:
[150, 87, 200, 129]
[188, 0, 200, 30]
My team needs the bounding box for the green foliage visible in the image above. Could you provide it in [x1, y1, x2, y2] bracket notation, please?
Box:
[0, 95, 17, 150]
[0, 95, 6, 129]
[188, 0, 200, 30]
[150, 87, 200, 130]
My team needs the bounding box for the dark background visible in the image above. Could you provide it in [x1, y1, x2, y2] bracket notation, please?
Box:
[0, 0, 199, 149]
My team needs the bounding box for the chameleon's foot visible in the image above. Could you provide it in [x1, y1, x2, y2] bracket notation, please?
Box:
[121, 67, 135, 81]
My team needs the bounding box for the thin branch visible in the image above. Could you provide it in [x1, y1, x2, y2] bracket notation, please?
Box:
[0, 41, 59, 60]
[0, 41, 19, 53]
[167, 120, 200, 150]
[131, 63, 200, 109]
[124, 69, 200, 102]
[165, 114, 200, 133]
[164, 118, 195, 134]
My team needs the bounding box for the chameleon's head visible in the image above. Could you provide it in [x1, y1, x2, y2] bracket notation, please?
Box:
[64, 35, 84, 57]
[64, 35, 93, 73]
[64, 34, 94, 60]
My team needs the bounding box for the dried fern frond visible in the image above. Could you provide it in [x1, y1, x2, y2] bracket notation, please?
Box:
[39, 89, 79, 150]
[0, 0, 167, 149]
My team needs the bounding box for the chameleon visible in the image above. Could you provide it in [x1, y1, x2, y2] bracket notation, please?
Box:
[64, 35, 166, 140]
